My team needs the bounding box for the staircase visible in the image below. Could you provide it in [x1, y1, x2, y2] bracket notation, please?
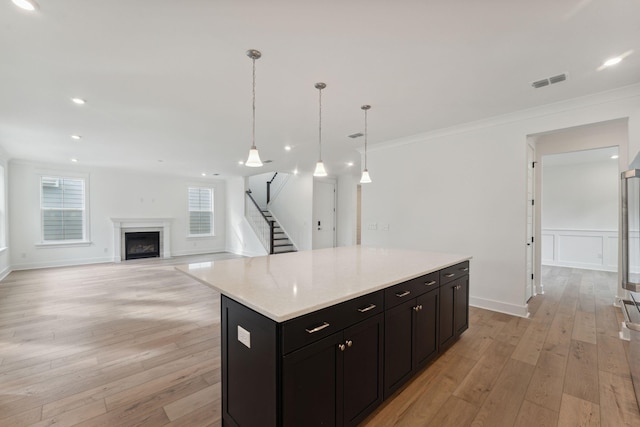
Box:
[261, 210, 296, 254]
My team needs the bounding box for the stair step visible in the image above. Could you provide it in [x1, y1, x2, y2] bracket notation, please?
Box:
[273, 249, 297, 254]
[274, 242, 293, 247]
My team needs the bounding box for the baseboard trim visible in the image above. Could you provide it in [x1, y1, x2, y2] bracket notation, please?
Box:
[469, 296, 529, 318]
[0, 265, 11, 281]
[12, 256, 114, 271]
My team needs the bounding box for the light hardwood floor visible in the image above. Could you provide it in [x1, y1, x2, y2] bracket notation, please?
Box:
[1, 256, 639, 426]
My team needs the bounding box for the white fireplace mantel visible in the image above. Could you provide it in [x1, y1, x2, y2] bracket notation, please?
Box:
[111, 218, 173, 262]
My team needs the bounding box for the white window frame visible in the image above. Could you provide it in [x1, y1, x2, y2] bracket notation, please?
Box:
[187, 186, 214, 237]
[38, 173, 91, 246]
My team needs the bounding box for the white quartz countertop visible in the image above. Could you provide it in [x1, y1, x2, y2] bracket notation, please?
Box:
[176, 246, 471, 322]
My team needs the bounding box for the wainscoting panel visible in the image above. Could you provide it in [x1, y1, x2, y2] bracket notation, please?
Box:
[542, 229, 618, 272]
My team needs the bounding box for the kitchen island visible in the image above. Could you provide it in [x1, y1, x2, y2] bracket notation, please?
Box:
[177, 246, 471, 427]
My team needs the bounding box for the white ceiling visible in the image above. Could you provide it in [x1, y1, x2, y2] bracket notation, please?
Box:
[1, 0, 639, 179]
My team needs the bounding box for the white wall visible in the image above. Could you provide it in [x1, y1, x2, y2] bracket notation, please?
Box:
[541, 156, 619, 271]
[337, 171, 360, 247]
[269, 173, 313, 251]
[224, 176, 268, 257]
[542, 159, 619, 230]
[362, 84, 640, 317]
[9, 160, 227, 269]
[0, 150, 10, 279]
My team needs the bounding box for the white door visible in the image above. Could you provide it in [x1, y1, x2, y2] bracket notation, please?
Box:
[526, 144, 535, 301]
[313, 180, 336, 249]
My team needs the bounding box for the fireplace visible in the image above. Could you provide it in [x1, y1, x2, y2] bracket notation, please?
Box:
[111, 218, 172, 262]
[124, 232, 160, 260]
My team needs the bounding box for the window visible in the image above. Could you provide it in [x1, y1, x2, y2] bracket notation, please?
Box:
[188, 187, 214, 236]
[41, 176, 86, 242]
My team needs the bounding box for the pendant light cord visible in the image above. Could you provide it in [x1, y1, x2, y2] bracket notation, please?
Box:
[364, 107, 368, 169]
[318, 87, 322, 161]
[251, 57, 256, 150]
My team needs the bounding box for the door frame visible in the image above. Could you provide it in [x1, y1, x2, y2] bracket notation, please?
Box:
[312, 177, 337, 249]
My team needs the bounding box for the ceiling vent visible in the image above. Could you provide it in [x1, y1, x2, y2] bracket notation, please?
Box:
[263, 159, 273, 164]
[531, 73, 568, 89]
[348, 132, 363, 139]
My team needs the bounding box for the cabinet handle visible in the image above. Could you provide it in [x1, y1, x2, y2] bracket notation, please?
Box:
[346, 340, 353, 347]
[425, 280, 437, 287]
[338, 344, 346, 351]
[305, 322, 330, 334]
[460, 267, 469, 272]
[444, 273, 456, 278]
[413, 305, 423, 312]
[455, 285, 461, 290]
[395, 290, 411, 298]
[357, 303, 377, 313]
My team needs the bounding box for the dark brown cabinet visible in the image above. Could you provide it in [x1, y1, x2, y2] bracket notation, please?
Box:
[439, 262, 470, 349]
[282, 313, 383, 427]
[384, 272, 439, 397]
[220, 261, 469, 427]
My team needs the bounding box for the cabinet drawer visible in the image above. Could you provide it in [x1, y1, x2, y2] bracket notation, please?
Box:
[384, 272, 439, 309]
[439, 261, 469, 285]
[281, 291, 384, 354]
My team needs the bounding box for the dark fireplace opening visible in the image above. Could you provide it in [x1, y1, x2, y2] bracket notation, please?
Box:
[125, 232, 160, 260]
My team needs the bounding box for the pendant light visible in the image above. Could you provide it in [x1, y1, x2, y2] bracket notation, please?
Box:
[313, 82, 328, 177]
[245, 49, 263, 167]
[360, 105, 372, 183]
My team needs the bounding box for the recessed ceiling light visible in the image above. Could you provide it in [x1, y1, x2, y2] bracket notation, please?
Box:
[603, 57, 622, 68]
[71, 135, 82, 140]
[346, 162, 354, 167]
[71, 98, 86, 105]
[284, 145, 292, 151]
[12, 0, 38, 11]
[238, 161, 244, 165]
[70, 158, 78, 163]
[293, 169, 298, 175]
[598, 50, 633, 70]
[201, 172, 207, 176]
[611, 154, 619, 159]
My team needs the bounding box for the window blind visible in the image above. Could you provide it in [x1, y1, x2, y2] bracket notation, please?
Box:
[188, 187, 213, 235]
[41, 177, 85, 241]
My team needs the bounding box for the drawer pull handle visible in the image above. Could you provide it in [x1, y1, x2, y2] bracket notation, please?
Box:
[358, 303, 377, 313]
[444, 273, 456, 278]
[460, 267, 469, 272]
[395, 290, 411, 298]
[305, 322, 330, 334]
[425, 280, 437, 287]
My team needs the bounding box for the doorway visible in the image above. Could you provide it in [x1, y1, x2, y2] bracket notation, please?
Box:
[531, 118, 628, 300]
[313, 179, 337, 249]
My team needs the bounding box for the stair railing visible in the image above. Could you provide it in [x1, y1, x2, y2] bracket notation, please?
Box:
[245, 190, 275, 254]
[267, 172, 291, 205]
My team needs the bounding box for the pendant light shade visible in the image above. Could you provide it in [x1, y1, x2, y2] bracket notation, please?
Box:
[313, 82, 328, 177]
[360, 105, 372, 184]
[360, 169, 372, 183]
[245, 49, 263, 167]
[314, 161, 327, 177]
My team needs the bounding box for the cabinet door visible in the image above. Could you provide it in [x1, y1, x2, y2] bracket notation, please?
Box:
[454, 276, 469, 336]
[343, 313, 384, 427]
[384, 299, 415, 397]
[439, 281, 456, 349]
[414, 288, 439, 369]
[282, 331, 344, 427]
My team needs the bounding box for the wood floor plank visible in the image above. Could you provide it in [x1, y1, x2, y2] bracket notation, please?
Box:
[558, 393, 601, 427]
[564, 340, 600, 405]
[470, 359, 536, 426]
[163, 383, 220, 421]
[598, 370, 640, 427]
[524, 350, 567, 412]
[514, 400, 558, 427]
[573, 310, 597, 344]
